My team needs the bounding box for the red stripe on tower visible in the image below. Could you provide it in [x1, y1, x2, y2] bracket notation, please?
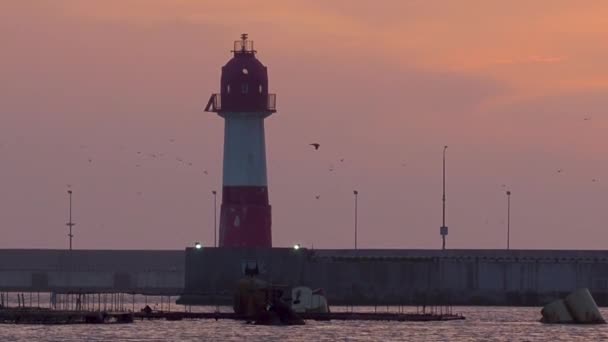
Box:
[204, 34, 277, 248]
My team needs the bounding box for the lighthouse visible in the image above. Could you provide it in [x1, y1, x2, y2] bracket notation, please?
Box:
[204, 34, 277, 248]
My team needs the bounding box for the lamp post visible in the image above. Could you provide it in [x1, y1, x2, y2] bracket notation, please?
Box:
[212, 190, 217, 248]
[353, 190, 359, 250]
[506, 190, 511, 250]
[440, 145, 448, 250]
[66, 190, 75, 251]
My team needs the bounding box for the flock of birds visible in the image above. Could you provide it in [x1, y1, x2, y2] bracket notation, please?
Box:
[73, 139, 212, 197]
[74, 139, 362, 200]
[68, 114, 600, 199]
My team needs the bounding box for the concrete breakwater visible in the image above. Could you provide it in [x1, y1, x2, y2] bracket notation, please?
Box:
[2, 248, 608, 306]
[0, 249, 183, 295]
[181, 248, 608, 306]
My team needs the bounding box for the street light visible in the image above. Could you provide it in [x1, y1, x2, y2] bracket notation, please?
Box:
[212, 190, 217, 247]
[353, 190, 359, 250]
[293, 244, 301, 250]
[66, 190, 75, 251]
[440, 145, 448, 250]
[194, 241, 202, 250]
[506, 190, 511, 250]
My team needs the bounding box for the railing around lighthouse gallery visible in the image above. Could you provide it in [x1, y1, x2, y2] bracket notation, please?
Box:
[204, 93, 276, 113]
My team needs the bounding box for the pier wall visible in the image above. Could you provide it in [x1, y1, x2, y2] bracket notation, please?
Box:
[0, 250, 183, 294]
[182, 248, 608, 306]
[3, 248, 608, 306]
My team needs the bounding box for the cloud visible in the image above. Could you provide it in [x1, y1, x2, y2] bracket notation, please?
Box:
[494, 55, 567, 65]
[528, 55, 567, 63]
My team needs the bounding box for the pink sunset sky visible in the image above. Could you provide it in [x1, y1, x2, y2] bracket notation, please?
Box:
[1, 1, 607, 250]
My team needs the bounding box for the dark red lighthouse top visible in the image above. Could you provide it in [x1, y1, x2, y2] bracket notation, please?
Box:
[205, 34, 276, 113]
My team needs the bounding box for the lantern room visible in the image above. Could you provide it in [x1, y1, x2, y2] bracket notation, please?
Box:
[205, 34, 276, 113]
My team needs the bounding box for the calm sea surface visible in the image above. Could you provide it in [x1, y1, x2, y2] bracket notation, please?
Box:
[1, 306, 608, 341]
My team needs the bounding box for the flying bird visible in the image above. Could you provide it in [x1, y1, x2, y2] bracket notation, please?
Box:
[310, 143, 320, 150]
[203, 170, 208, 175]
[557, 169, 563, 173]
[584, 117, 591, 121]
[315, 195, 320, 199]
[339, 158, 345, 162]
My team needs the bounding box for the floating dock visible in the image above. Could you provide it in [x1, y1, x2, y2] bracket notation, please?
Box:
[0, 308, 463, 324]
[0, 309, 133, 324]
[133, 311, 465, 322]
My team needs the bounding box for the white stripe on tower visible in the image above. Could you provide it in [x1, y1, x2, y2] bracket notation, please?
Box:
[222, 113, 268, 187]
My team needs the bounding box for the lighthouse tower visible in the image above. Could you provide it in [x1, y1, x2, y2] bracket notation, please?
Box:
[205, 34, 277, 248]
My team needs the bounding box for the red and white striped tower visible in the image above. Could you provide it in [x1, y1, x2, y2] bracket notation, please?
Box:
[204, 34, 277, 247]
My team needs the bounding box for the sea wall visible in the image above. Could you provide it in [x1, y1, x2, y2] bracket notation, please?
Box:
[0, 249, 184, 294]
[181, 248, 608, 306]
[3, 248, 608, 306]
